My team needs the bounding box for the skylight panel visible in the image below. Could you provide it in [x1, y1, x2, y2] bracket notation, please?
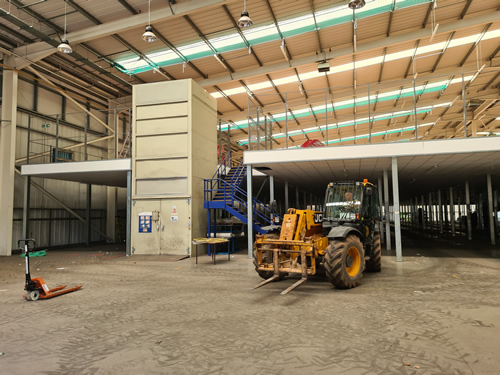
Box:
[115, 0, 437, 74]
[243, 24, 280, 44]
[210, 33, 246, 52]
[279, 14, 315, 38]
[148, 50, 178, 65]
[273, 75, 300, 86]
[177, 41, 212, 60]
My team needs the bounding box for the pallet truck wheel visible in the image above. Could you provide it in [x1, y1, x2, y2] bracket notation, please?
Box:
[25, 293, 32, 301]
[29, 290, 40, 301]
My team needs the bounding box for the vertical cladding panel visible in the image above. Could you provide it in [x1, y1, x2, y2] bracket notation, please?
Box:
[36, 87, 63, 117]
[17, 80, 34, 109]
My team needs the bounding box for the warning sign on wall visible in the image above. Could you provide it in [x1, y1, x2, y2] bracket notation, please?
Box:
[139, 212, 152, 233]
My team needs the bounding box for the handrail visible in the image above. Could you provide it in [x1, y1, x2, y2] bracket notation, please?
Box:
[231, 159, 246, 185]
[204, 178, 281, 227]
[212, 149, 232, 180]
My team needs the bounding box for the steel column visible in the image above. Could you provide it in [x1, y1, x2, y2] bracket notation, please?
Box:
[438, 190, 443, 234]
[494, 190, 499, 237]
[465, 181, 472, 240]
[55, 115, 60, 162]
[325, 88, 328, 146]
[22, 176, 31, 239]
[428, 192, 433, 230]
[86, 185, 92, 246]
[413, 78, 418, 139]
[462, 73, 468, 138]
[285, 93, 288, 149]
[384, 169, 391, 250]
[421, 195, 425, 230]
[0, 63, 18, 256]
[487, 174, 495, 245]
[450, 186, 456, 236]
[378, 177, 385, 244]
[392, 158, 402, 261]
[368, 83, 371, 143]
[285, 181, 289, 212]
[126, 170, 132, 256]
[113, 109, 118, 159]
[247, 165, 253, 259]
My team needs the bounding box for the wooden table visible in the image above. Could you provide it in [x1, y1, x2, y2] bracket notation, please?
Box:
[192, 238, 230, 265]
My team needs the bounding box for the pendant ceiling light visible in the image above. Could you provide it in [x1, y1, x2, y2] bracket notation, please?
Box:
[348, 0, 366, 9]
[237, 0, 253, 28]
[57, 0, 72, 54]
[142, 0, 157, 42]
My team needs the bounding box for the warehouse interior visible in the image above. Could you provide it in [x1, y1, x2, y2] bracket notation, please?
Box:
[1, 0, 500, 373]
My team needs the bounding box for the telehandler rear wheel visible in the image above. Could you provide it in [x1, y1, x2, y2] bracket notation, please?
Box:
[324, 234, 364, 289]
[365, 233, 381, 272]
[253, 245, 286, 280]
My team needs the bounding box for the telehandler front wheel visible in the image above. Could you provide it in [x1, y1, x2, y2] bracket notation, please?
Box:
[253, 245, 286, 280]
[365, 233, 381, 272]
[324, 234, 365, 289]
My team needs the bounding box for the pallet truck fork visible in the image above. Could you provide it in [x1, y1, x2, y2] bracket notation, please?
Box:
[20, 239, 82, 301]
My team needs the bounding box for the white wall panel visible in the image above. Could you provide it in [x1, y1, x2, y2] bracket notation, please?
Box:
[10, 80, 119, 251]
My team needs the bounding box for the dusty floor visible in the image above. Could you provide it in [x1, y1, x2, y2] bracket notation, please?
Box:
[1, 236, 500, 375]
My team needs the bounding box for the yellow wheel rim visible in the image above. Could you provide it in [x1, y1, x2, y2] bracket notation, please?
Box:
[346, 246, 361, 277]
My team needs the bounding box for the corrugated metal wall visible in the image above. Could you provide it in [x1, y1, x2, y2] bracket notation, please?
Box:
[11, 78, 127, 250]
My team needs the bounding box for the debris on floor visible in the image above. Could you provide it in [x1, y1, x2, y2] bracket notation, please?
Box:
[19, 250, 47, 258]
[403, 362, 411, 366]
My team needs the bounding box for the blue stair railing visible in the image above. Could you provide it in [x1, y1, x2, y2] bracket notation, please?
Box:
[204, 152, 281, 234]
[204, 179, 278, 234]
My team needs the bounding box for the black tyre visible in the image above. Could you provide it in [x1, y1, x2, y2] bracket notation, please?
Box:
[324, 234, 365, 289]
[253, 244, 287, 280]
[365, 233, 381, 272]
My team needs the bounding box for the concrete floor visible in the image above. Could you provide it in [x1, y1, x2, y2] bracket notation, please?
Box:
[1, 236, 499, 375]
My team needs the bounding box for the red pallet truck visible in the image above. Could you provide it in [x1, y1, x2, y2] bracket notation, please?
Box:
[20, 239, 82, 301]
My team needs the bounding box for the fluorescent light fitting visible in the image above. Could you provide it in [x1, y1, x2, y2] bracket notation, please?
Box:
[468, 64, 486, 85]
[429, 23, 439, 42]
[214, 54, 229, 70]
[280, 40, 289, 61]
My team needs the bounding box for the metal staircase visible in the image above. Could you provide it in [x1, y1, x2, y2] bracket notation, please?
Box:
[204, 151, 278, 235]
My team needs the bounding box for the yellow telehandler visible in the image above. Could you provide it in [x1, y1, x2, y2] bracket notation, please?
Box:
[253, 180, 381, 294]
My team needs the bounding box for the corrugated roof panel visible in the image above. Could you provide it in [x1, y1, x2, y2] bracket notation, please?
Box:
[356, 13, 392, 42]
[286, 33, 320, 59]
[267, 0, 313, 21]
[250, 40, 286, 64]
[219, 49, 261, 71]
[318, 22, 353, 49]
[390, 6, 430, 34]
